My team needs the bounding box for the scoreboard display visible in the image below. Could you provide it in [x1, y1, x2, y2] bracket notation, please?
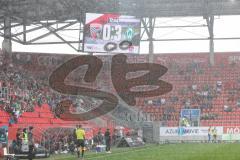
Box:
[84, 13, 141, 54]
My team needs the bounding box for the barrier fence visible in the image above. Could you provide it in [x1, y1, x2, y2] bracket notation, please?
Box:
[158, 126, 240, 143]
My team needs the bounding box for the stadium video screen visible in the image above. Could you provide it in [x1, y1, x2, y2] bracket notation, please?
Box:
[84, 13, 141, 54]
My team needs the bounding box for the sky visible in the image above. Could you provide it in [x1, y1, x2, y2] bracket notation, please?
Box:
[1, 15, 240, 55]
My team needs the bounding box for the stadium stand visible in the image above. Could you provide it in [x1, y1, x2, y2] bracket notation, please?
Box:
[1, 51, 240, 140]
[135, 53, 240, 127]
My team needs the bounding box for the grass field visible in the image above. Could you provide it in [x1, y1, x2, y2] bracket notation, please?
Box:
[39, 143, 240, 160]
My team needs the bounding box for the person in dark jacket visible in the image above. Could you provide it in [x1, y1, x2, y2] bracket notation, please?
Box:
[97, 128, 103, 145]
[16, 128, 22, 153]
[28, 126, 35, 160]
[104, 129, 111, 153]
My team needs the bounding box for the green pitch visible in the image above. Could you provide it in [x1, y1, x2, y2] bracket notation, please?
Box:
[39, 143, 240, 160]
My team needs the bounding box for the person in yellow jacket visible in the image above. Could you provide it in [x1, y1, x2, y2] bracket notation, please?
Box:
[75, 124, 85, 159]
[22, 128, 28, 143]
[21, 128, 29, 154]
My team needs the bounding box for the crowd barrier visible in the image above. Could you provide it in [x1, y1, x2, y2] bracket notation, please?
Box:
[158, 126, 240, 142]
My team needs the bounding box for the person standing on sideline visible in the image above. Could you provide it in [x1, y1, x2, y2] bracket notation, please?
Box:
[212, 127, 217, 143]
[104, 129, 111, 153]
[97, 128, 103, 145]
[16, 128, 22, 152]
[28, 126, 35, 160]
[75, 124, 85, 159]
[22, 128, 28, 143]
[22, 128, 29, 153]
[208, 126, 211, 143]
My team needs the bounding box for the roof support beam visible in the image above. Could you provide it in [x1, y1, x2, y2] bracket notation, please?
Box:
[141, 17, 155, 62]
[42, 22, 79, 52]
[2, 16, 12, 59]
[148, 17, 155, 63]
[27, 21, 77, 43]
[206, 15, 214, 66]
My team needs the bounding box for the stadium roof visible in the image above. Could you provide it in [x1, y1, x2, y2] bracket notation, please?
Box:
[1, 0, 240, 65]
[1, 0, 240, 23]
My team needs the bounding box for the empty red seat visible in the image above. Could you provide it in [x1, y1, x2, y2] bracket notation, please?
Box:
[21, 112, 39, 118]
[40, 112, 54, 118]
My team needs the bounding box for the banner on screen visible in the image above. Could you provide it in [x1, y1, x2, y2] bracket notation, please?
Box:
[84, 13, 141, 53]
[222, 134, 240, 141]
[180, 109, 200, 120]
[224, 127, 240, 134]
[222, 127, 240, 140]
[160, 127, 223, 137]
